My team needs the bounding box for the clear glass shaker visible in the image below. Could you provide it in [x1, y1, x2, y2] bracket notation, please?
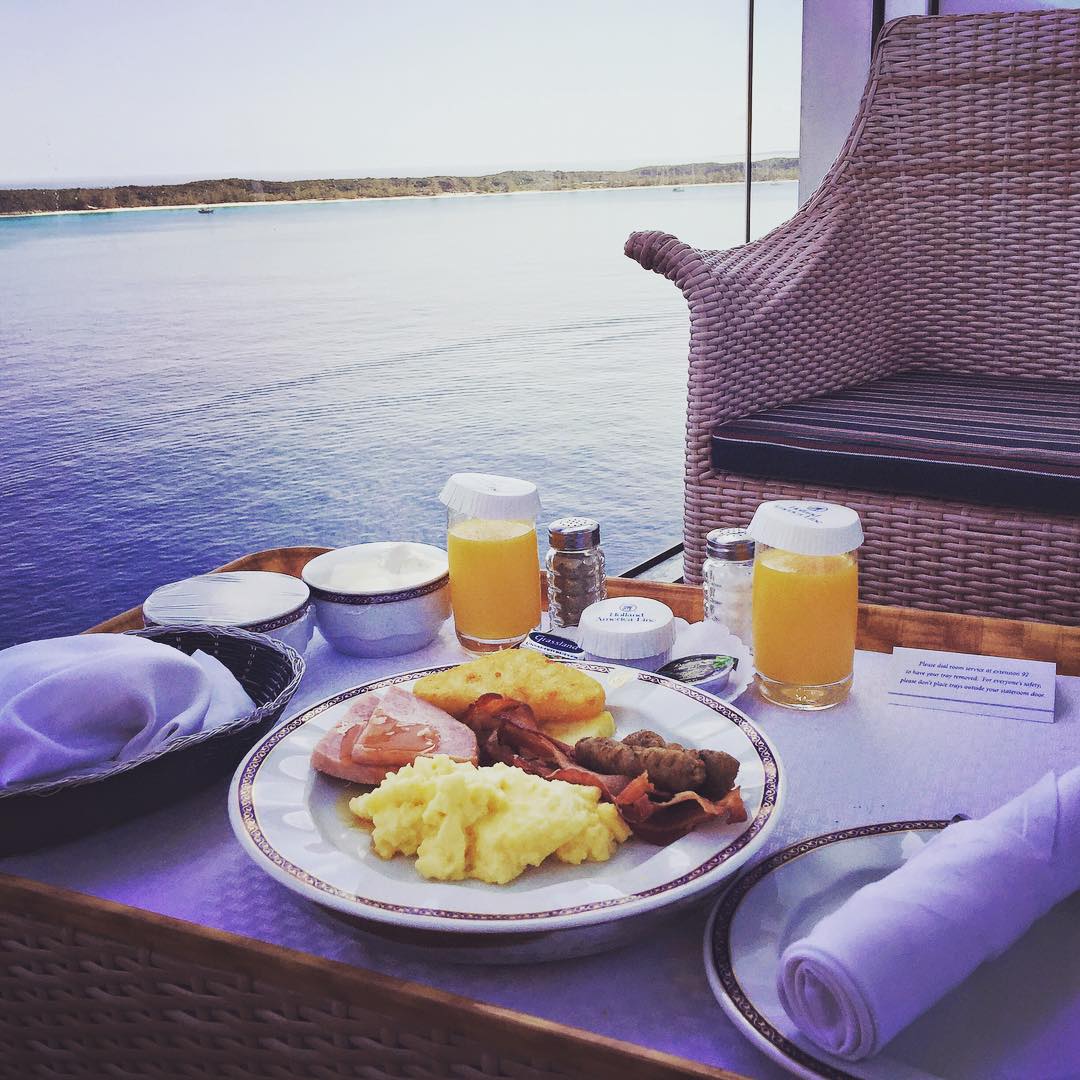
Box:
[702, 527, 755, 647]
[545, 517, 606, 629]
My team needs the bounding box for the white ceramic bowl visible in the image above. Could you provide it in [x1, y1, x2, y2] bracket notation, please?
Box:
[143, 571, 315, 656]
[301, 543, 450, 658]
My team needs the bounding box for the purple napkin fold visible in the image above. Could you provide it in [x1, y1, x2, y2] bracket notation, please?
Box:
[0, 634, 255, 786]
[777, 764, 1080, 1060]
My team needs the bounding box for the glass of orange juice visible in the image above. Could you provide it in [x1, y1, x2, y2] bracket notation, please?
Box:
[439, 473, 542, 653]
[747, 501, 864, 710]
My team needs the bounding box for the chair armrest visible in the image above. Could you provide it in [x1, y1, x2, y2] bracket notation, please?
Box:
[625, 214, 904, 425]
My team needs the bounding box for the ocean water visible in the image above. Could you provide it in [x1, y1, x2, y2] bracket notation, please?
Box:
[0, 182, 798, 648]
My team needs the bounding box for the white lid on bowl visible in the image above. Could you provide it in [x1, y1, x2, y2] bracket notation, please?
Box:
[746, 501, 864, 556]
[144, 571, 309, 627]
[578, 597, 677, 660]
[302, 543, 449, 595]
[439, 473, 541, 521]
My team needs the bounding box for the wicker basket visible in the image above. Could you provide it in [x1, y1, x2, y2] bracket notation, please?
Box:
[0, 625, 304, 856]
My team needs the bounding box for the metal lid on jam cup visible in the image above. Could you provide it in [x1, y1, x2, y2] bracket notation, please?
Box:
[746, 501, 864, 556]
[439, 473, 541, 521]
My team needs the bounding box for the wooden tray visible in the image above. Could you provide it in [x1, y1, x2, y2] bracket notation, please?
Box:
[86, 545, 1080, 675]
[3, 547, 1077, 1080]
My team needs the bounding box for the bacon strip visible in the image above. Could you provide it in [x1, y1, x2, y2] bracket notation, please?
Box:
[547, 766, 638, 798]
[462, 693, 539, 735]
[459, 694, 748, 844]
[618, 786, 747, 845]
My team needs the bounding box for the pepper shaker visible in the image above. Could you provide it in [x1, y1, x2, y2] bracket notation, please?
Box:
[702, 527, 755, 648]
[546, 517, 606, 629]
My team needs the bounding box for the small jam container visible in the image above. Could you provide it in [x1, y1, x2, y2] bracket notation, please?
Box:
[657, 654, 739, 695]
[143, 571, 314, 655]
[578, 596, 677, 672]
[302, 542, 451, 658]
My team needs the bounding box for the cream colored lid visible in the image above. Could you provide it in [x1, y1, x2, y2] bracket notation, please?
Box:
[746, 501, 864, 556]
[302, 543, 448, 595]
[578, 597, 677, 660]
[439, 473, 541, 521]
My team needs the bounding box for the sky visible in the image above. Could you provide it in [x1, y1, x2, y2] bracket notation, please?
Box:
[0, 0, 802, 187]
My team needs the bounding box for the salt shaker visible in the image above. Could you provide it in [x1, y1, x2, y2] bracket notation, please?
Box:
[546, 517, 606, 629]
[702, 527, 755, 647]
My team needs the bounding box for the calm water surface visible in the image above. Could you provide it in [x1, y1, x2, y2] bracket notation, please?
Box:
[0, 182, 797, 647]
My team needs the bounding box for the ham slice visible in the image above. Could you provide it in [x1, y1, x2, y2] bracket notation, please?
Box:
[310, 697, 386, 784]
[311, 686, 478, 785]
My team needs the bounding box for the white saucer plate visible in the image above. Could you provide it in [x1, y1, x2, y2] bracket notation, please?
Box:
[704, 822, 1080, 1080]
[229, 662, 783, 941]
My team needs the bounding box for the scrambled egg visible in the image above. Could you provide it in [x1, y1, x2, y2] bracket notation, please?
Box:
[544, 711, 615, 745]
[349, 755, 630, 884]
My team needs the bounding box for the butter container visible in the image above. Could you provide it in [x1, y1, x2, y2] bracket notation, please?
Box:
[578, 596, 677, 672]
[520, 630, 586, 661]
[143, 571, 314, 655]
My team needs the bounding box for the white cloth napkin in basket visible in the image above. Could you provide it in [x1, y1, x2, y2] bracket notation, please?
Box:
[0, 634, 255, 786]
[777, 764, 1080, 1061]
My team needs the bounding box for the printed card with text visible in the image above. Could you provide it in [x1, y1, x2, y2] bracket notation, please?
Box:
[886, 647, 1057, 723]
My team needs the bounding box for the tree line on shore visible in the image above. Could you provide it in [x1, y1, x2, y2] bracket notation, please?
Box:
[0, 159, 798, 214]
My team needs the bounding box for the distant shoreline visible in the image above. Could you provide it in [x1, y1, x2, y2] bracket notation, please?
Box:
[0, 190, 488, 219]
[0, 179, 804, 220]
[0, 159, 798, 218]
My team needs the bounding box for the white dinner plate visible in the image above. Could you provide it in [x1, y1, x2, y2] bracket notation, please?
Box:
[704, 822, 1080, 1080]
[229, 662, 783, 937]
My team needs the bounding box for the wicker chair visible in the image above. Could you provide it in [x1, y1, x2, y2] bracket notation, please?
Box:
[626, 9, 1080, 626]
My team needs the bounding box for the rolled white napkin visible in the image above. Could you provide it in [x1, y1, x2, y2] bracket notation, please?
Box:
[777, 765, 1080, 1061]
[0, 634, 255, 786]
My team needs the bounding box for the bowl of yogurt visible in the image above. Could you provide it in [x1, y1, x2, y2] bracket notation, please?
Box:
[301, 543, 451, 658]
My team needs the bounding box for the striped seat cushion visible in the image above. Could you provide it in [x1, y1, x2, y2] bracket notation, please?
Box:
[710, 372, 1080, 512]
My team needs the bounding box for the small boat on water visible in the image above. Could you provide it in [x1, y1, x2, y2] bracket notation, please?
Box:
[672, 186, 685, 192]
[197, 207, 214, 214]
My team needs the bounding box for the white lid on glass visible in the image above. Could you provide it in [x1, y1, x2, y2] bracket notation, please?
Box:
[144, 571, 309, 627]
[746, 501, 864, 556]
[439, 473, 541, 521]
[578, 597, 677, 660]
